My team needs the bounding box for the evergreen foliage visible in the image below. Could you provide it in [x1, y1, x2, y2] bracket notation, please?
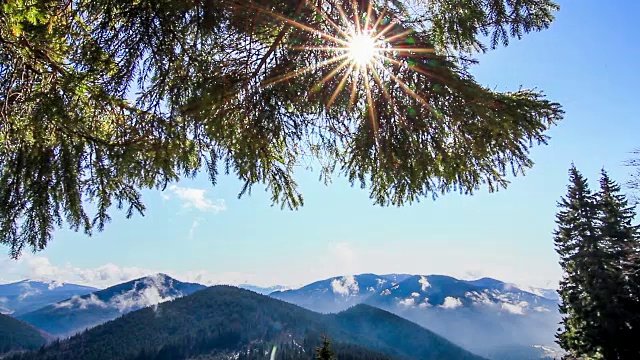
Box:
[315, 335, 336, 360]
[1, 0, 563, 258]
[594, 170, 640, 358]
[0, 313, 48, 354]
[17, 274, 205, 337]
[554, 166, 640, 359]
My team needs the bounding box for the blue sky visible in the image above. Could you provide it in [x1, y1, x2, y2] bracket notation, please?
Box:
[2, 0, 640, 289]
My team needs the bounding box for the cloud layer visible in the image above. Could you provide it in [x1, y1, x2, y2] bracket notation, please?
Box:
[167, 185, 226, 213]
[0, 240, 560, 291]
[0, 254, 259, 289]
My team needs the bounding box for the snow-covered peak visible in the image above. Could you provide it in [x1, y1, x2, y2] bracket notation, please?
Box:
[364, 274, 557, 316]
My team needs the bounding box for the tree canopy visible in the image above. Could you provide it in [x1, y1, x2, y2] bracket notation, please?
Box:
[1, 0, 563, 257]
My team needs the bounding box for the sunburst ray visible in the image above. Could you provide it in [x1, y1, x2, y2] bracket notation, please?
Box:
[242, 0, 441, 132]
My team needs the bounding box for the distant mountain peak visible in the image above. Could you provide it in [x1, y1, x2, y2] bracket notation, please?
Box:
[0, 280, 98, 316]
[271, 272, 560, 358]
[238, 284, 290, 295]
[17, 276, 206, 337]
[15, 284, 486, 360]
[63, 273, 198, 313]
[129, 272, 174, 284]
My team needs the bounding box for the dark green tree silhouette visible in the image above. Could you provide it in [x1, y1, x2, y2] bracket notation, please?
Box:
[595, 170, 640, 358]
[1, 0, 563, 257]
[315, 335, 336, 360]
[555, 166, 640, 359]
[554, 166, 606, 358]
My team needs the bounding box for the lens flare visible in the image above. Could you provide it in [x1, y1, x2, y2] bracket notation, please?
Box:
[270, 345, 277, 360]
[245, 0, 439, 136]
[348, 32, 377, 67]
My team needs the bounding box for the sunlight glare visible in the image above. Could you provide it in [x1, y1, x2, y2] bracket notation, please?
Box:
[254, 0, 438, 126]
[348, 33, 376, 67]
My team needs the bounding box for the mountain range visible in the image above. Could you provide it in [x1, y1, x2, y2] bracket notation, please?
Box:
[1, 273, 561, 359]
[270, 274, 561, 359]
[238, 284, 290, 295]
[16, 274, 205, 337]
[6, 286, 486, 360]
[0, 280, 97, 315]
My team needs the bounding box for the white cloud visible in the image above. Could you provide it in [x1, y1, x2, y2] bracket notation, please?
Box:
[380, 289, 391, 296]
[0, 234, 562, 292]
[74, 263, 152, 288]
[534, 306, 550, 312]
[53, 275, 182, 313]
[419, 276, 431, 291]
[18, 283, 41, 300]
[188, 219, 201, 240]
[501, 301, 529, 315]
[502, 282, 517, 291]
[399, 297, 415, 307]
[1, 254, 153, 288]
[465, 291, 494, 306]
[0, 254, 292, 289]
[47, 280, 65, 290]
[411, 292, 420, 297]
[167, 185, 226, 213]
[419, 299, 431, 308]
[55, 294, 108, 310]
[439, 297, 462, 310]
[465, 290, 532, 314]
[26, 256, 60, 279]
[110, 275, 179, 312]
[331, 276, 359, 296]
[459, 270, 484, 281]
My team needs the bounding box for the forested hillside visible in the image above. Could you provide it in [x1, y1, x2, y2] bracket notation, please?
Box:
[18, 274, 205, 337]
[8, 286, 485, 360]
[0, 314, 48, 354]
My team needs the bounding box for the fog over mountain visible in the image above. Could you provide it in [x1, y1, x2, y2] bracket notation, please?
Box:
[17, 274, 205, 337]
[6, 286, 487, 360]
[271, 273, 561, 359]
[0, 280, 97, 316]
[2, 271, 561, 359]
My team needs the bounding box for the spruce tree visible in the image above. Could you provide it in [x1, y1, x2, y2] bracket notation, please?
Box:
[595, 170, 640, 358]
[554, 165, 608, 359]
[315, 335, 336, 360]
[1, 0, 563, 257]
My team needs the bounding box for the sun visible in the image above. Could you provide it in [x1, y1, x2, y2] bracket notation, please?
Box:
[348, 32, 377, 67]
[254, 0, 437, 129]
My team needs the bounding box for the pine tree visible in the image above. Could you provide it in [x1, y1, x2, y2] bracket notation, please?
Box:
[595, 170, 640, 358]
[554, 165, 609, 359]
[1, 0, 564, 258]
[315, 335, 336, 360]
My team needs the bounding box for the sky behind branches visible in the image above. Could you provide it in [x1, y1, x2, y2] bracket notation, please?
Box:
[2, 0, 639, 289]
